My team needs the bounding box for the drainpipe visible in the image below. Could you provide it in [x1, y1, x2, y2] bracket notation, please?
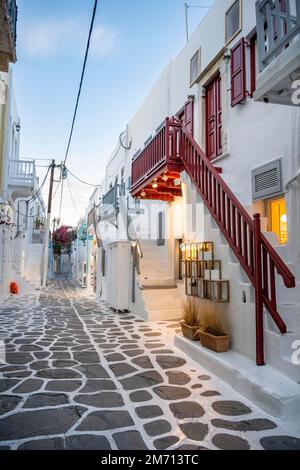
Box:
[285, 168, 300, 190]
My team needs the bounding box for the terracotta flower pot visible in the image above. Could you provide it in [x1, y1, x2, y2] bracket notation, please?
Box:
[198, 330, 230, 353]
[180, 321, 199, 341]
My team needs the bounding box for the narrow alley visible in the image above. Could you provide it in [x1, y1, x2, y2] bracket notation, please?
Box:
[0, 278, 299, 451]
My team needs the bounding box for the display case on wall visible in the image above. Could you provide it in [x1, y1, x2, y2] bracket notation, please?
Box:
[181, 241, 230, 303]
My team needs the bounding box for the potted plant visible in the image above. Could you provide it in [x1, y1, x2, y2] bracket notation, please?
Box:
[180, 298, 201, 341]
[197, 301, 230, 353]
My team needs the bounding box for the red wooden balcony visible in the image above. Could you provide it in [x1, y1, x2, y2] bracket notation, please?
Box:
[131, 118, 183, 202]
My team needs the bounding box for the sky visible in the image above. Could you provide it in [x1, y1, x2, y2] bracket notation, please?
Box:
[13, 0, 214, 226]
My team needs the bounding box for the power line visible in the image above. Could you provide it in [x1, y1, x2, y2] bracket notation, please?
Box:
[57, 0, 98, 222]
[15, 179, 61, 220]
[28, 164, 51, 203]
[66, 176, 81, 218]
[58, 178, 65, 221]
[63, 0, 98, 165]
[67, 168, 100, 187]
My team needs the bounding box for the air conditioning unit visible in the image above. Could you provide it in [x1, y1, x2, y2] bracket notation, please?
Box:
[81, 262, 87, 288]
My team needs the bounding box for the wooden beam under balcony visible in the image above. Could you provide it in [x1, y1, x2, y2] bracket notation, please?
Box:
[0, 0, 17, 71]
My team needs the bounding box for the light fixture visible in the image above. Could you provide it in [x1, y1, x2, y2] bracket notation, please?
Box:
[198, 242, 211, 252]
[174, 179, 181, 187]
[141, 191, 146, 197]
[180, 243, 186, 252]
[280, 214, 287, 224]
[162, 175, 168, 182]
[152, 180, 158, 189]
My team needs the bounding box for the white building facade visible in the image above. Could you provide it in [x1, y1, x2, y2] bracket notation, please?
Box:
[0, 1, 46, 297]
[78, 0, 300, 416]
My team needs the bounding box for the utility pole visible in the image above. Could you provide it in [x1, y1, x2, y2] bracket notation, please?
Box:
[42, 160, 56, 287]
[185, 3, 189, 43]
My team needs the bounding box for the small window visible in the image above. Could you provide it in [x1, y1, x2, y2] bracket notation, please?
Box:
[225, 0, 242, 44]
[267, 197, 288, 245]
[190, 49, 201, 86]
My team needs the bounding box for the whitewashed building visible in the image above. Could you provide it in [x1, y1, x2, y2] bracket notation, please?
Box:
[79, 0, 300, 418]
[0, 1, 46, 297]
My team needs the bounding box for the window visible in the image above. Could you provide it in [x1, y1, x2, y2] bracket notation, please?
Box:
[225, 0, 242, 44]
[190, 49, 201, 86]
[268, 197, 288, 245]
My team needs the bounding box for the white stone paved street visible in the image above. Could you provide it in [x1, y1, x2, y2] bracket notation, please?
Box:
[0, 278, 299, 450]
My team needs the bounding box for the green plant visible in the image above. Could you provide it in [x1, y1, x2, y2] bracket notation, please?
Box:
[182, 298, 201, 327]
[197, 300, 226, 337]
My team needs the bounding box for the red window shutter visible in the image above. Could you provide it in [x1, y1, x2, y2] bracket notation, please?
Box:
[231, 37, 246, 107]
[206, 81, 216, 159]
[184, 100, 194, 135]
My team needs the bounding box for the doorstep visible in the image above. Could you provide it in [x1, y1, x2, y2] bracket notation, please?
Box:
[174, 334, 300, 421]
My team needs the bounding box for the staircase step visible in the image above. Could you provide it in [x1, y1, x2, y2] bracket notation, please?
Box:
[145, 298, 182, 310]
[142, 289, 180, 299]
[146, 307, 182, 321]
[140, 284, 177, 290]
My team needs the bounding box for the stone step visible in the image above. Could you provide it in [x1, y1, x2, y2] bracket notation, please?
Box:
[145, 298, 182, 310]
[142, 288, 180, 299]
[175, 333, 300, 419]
[146, 307, 182, 321]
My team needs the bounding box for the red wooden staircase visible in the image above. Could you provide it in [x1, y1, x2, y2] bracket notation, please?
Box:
[131, 117, 296, 365]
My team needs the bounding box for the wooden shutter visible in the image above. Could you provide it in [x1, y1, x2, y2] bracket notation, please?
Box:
[184, 100, 194, 135]
[231, 37, 246, 107]
[216, 76, 222, 156]
[206, 80, 216, 159]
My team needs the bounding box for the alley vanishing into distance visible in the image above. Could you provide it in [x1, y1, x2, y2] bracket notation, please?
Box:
[0, 277, 299, 451]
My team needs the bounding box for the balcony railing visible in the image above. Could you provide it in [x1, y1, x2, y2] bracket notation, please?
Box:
[5, 0, 17, 46]
[256, 0, 300, 71]
[101, 184, 119, 216]
[8, 159, 36, 187]
[131, 118, 183, 195]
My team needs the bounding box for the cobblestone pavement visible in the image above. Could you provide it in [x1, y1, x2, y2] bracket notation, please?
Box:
[0, 277, 300, 451]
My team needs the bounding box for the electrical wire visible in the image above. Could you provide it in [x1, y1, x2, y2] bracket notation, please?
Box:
[67, 167, 100, 187]
[58, 178, 64, 221]
[66, 176, 81, 218]
[28, 164, 51, 203]
[57, 0, 98, 223]
[14, 180, 61, 220]
[63, 0, 98, 165]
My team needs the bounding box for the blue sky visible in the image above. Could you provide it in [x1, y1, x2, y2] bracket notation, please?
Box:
[14, 0, 214, 225]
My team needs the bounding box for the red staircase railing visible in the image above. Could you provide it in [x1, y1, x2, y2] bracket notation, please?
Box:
[130, 116, 295, 365]
[169, 118, 295, 365]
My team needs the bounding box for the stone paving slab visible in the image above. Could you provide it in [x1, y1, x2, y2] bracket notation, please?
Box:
[0, 278, 300, 450]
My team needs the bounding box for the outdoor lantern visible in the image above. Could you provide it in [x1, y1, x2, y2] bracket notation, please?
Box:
[198, 241, 213, 254]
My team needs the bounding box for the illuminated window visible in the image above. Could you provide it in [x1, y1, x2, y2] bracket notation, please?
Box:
[268, 197, 288, 245]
